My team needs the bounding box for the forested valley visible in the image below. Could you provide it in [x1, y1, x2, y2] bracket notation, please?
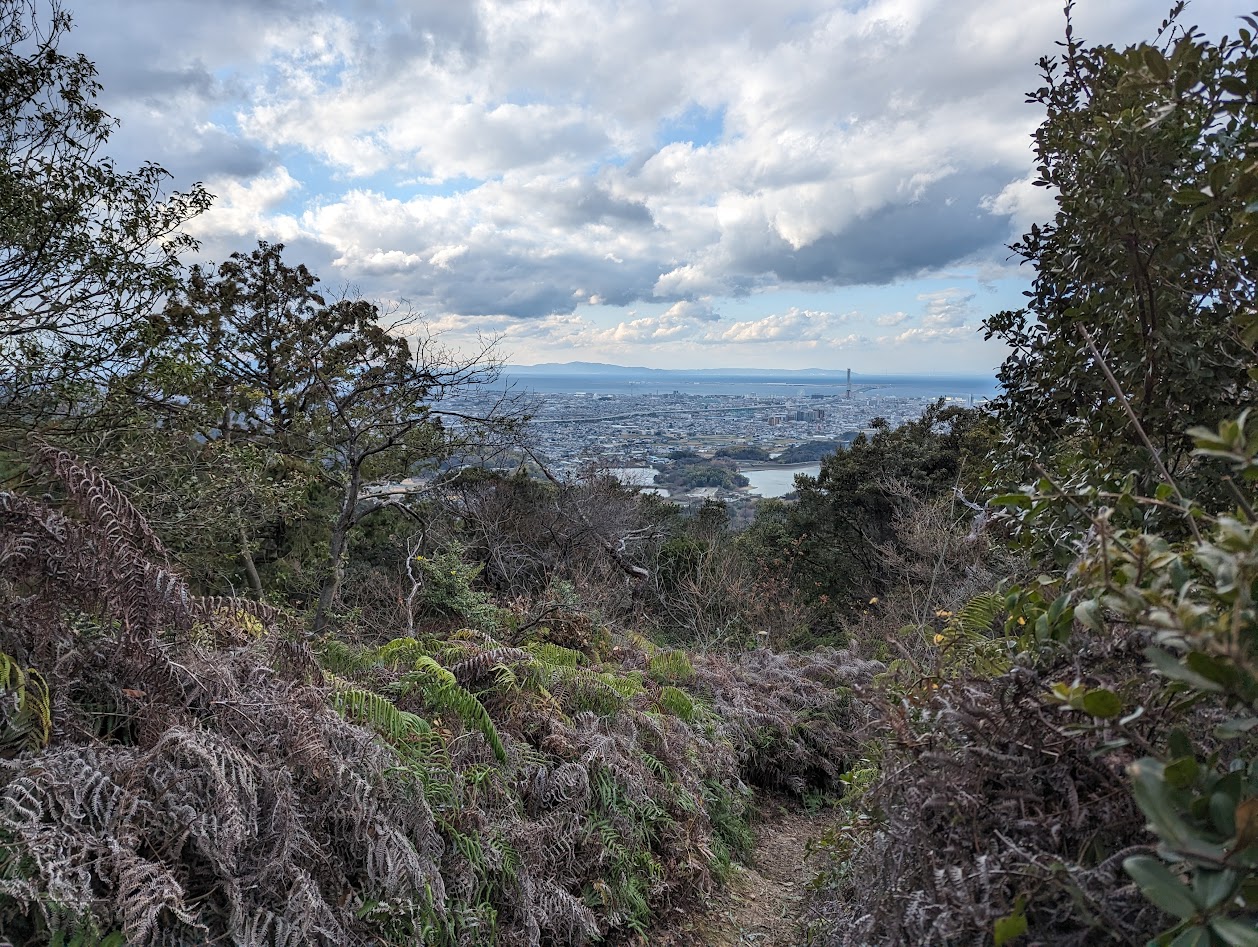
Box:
[3, 2, 1258, 945]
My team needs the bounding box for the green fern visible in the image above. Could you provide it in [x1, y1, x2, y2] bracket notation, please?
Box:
[584, 811, 661, 933]
[0, 651, 51, 754]
[316, 638, 369, 674]
[526, 641, 585, 669]
[932, 590, 1015, 678]
[372, 636, 440, 669]
[626, 630, 659, 656]
[389, 737, 458, 809]
[590, 765, 619, 812]
[41, 914, 126, 947]
[603, 669, 644, 699]
[547, 666, 644, 715]
[390, 657, 506, 763]
[647, 650, 694, 683]
[492, 663, 521, 691]
[954, 591, 1007, 636]
[445, 818, 488, 875]
[51, 930, 126, 947]
[657, 685, 698, 722]
[330, 679, 433, 752]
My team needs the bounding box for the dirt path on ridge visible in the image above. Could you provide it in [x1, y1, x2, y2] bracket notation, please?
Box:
[656, 798, 835, 947]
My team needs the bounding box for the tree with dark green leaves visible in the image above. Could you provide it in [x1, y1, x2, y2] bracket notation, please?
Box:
[984, 1, 1255, 492]
[774, 440, 843, 464]
[747, 401, 996, 621]
[0, 0, 210, 422]
[150, 242, 512, 630]
[1010, 12, 1258, 942]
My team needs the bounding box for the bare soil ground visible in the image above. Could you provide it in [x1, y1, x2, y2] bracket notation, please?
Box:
[654, 798, 834, 947]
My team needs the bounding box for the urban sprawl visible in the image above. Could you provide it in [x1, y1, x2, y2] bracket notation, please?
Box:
[451, 381, 984, 519]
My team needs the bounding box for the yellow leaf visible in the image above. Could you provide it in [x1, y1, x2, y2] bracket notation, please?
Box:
[1234, 797, 1258, 853]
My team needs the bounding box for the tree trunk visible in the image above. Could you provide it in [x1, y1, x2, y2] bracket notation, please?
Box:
[239, 525, 264, 599]
[312, 466, 361, 635]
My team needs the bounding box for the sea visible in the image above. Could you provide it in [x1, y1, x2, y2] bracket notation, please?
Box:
[498, 370, 1000, 401]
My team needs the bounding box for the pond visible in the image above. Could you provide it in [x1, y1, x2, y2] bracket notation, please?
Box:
[740, 464, 821, 498]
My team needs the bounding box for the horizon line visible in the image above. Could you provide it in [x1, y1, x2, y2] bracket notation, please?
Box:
[504, 360, 999, 377]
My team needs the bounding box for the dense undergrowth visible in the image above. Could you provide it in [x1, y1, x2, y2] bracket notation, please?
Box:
[0, 445, 875, 945]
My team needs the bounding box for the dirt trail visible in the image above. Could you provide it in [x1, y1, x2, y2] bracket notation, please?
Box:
[659, 799, 834, 947]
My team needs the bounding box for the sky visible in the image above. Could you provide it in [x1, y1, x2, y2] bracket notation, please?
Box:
[64, 0, 1239, 373]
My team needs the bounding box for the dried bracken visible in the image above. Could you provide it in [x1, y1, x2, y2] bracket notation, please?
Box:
[0, 446, 869, 945]
[808, 635, 1180, 946]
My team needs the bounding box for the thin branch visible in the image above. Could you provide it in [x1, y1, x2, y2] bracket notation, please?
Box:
[1077, 325, 1202, 541]
[1222, 475, 1257, 521]
[1032, 461, 1138, 561]
[523, 445, 650, 582]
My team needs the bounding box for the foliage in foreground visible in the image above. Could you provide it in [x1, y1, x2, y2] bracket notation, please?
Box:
[807, 7, 1258, 946]
[0, 446, 873, 945]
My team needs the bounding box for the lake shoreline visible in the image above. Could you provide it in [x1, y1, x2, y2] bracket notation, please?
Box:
[736, 461, 827, 472]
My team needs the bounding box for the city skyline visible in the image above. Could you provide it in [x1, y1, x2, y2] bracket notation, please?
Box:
[68, 0, 1239, 372]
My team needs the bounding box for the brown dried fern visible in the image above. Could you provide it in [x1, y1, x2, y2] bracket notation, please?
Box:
[31, 440, 171, 564]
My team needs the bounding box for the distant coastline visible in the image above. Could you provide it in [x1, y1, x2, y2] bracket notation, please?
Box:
[505, 360, 998, 380]
[500, 363, 999, 400]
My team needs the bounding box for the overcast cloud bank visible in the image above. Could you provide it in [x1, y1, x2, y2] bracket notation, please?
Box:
[68, 0, 1237, 370]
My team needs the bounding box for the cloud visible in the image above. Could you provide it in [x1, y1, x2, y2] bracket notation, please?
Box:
[892, 325, 979, 345]
[580, 300, 723, 345]
[61, 0, 1243, 368]
[660, 300, 721, 324]
[555, 304, 859, 350]
[982, 170, 1060, 237]
[716, 307, 852, 343]
[918, 288, 977, 328]
[190, 167, 306, 254]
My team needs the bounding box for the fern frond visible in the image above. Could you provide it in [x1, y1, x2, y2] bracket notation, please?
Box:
[657, 685, 697, 723]
[32, 440, 169, 563]
[626, 631, 658, 657]
[0, 652, 51, 754]
[605, 670, 645, 700]
[390, 658, 506, 763]
[115, 854, 201, 943]
[953, 591, 1006, 636]
[647, 650, 694, 683]
[316, 638, 366, 675]
[0, 488, 268, 641]
[330, 679, 432, 750]
[493, 663, 521, 692]
[372, 636, 437, 670]
[449, 647, 530, 687]
[193, 595, 278, 627]
[525, 641, 585, 669]
[934, 591, 1015, 678]
[535, 879, 600, 942]
[547, 666, 643, 715]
